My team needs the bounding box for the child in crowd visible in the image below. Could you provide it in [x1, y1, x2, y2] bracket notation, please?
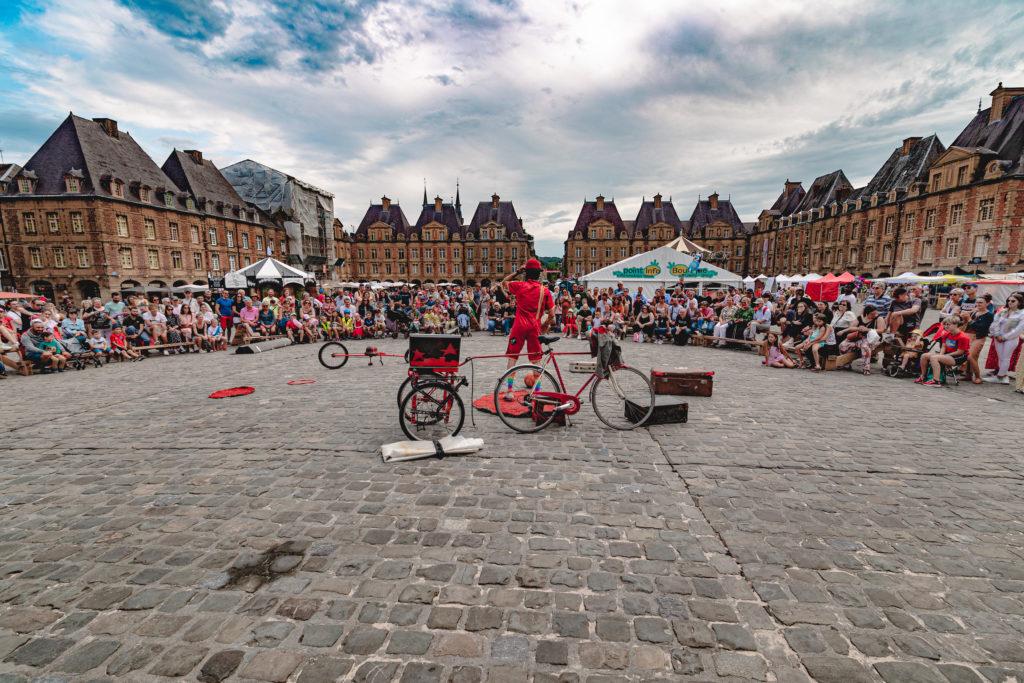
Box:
[204, 319, 225, 352]
[916, 317, 970, 387]
[110, 324, 142, 362]
[897, 329, 926, 373]
[763, 328, 796, 368]
[87, 329, 110, 366]
[37, 330, 69, 372]
[562, 307, 578, 338]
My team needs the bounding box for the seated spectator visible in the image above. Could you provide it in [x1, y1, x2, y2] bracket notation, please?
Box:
[143, 303, 169, 352]
[884, 286, 922, 341]
[795, 313, 836, 372]
[60, 309, 87, 348]
[746, 298, 773, 340]
[204, 318, 225, 351]
[916, 317, 970, 386]
[897, 329, 925, 373]
[762, 327, 795, 368]
[20, 320, 61, 373]
[829, 300, 857, 335]
[782, 301, 813, 343]
[712, 298, 737, 347]
[237, 298, 260, 344]
[87, 329, 110, 362]
[837, 304, 885, 375]
[109, 323, 141, 361]
[965, 295, 994, 383]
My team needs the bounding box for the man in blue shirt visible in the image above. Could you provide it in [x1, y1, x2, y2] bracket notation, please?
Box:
[862, 283, 892, 317]
[215, 289, 235, 332]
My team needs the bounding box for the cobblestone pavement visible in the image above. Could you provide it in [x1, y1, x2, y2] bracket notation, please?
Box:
[1, 334, 1023, 682]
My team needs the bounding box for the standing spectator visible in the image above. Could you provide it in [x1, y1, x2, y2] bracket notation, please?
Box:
[83, 298, 113, 341]
[103, 291, 126, 322]
[986, 292, 1024, 385]
[215, 289, 235, 340]
[965, 296, 994, 383]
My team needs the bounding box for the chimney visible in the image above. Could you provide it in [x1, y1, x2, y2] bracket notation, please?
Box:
[381, 195, 391, 210]
[708, 192, 719, 210]
[595, 195, 605, 211]
[434, 196, 443, 212]
[653, 193, 663, 208]
[989, 82, 1024, 123]
[900, 137, 921, 155]
[92, 118, 119, 138]
[185, 149, 203, 164]
[784, 179, 801, 194]
[491, 193, 500, 208]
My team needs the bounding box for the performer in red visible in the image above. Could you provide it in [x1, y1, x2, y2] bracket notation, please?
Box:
[500, 258, 555, 369]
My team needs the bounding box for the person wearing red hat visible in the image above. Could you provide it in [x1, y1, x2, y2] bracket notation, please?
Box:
[499, 258, 554, 369]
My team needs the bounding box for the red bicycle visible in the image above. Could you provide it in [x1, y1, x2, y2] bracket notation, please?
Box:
[318, 340, 467, 441]
[492, 334, 655, 432]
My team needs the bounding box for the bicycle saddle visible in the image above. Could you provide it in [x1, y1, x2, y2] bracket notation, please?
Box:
[538, 335, 559, 345]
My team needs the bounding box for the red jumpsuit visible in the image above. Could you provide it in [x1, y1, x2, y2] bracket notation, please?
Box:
[505, 280, 554, 362]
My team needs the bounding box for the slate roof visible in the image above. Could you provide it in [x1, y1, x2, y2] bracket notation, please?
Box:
[10, 114, 179, 199]
[686, 197, 751, 239]
[571, 199, 627, 237]
[354, 202, 412, 237]
[162, 150, 247, 209]
[860, 135, 944, 196]
[413, 201, 463, 237]
[794, 170, 853, 212]
[466, 200, 528, 238]
[768, 183, 805, 216]
[631, 198, 685, 239]
[951, 95, 1024, 174]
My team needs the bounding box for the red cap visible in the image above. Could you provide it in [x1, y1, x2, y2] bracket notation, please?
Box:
[523, 258, 542, 270]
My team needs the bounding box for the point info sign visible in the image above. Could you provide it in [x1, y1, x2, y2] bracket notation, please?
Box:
[612, 260, 718, 279]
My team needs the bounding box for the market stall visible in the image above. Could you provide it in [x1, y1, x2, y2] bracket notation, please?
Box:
[581, 246, 742, 295]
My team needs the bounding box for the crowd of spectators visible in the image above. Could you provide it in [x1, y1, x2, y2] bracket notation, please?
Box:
[2, 278, 1022, 393]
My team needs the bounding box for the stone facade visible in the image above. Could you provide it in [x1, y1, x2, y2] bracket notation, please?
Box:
[563, 194, 686, 278]
[347, 194, 535, 284]
[685, 193, 755, 276]
[756, 84, 1024, 278]
[0, 115, 287, 300]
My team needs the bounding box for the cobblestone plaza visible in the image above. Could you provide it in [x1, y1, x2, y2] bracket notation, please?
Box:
[1, 336, 1023, 682]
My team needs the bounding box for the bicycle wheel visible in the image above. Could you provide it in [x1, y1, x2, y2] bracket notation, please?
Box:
[318, 341, 349, 369]
[397, 371, 440, 408]
[492, 364, 563, 434]
[399, 380, 465, 441]
[590, 365, 655, 430]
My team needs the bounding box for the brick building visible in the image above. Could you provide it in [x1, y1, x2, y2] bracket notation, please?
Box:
[0, 115, 288, 300]
[684, 193, 756, 276]
[347, 192, 535, 284]
[563, 194, 687, 277]
[756, 83, 1024, 278]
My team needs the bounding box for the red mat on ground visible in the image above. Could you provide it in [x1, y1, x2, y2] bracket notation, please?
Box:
[209, 386, 255, 399]
[473, 390, 530, 416]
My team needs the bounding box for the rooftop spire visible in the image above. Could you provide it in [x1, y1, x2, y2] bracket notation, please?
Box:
[422, 179, 428, 208]
[454, 178, 462, 223]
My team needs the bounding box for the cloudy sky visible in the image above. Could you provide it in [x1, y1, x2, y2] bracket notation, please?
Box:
[1, 0, 1022, 255]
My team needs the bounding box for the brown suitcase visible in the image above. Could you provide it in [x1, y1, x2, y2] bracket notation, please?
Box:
[650, 368, 714, 397]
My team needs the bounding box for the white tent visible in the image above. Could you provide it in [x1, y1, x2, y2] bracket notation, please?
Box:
[224, 257, 313, 289]
[664, 235, 709, 254]
[972, 278, 1024, 305]
[581, 246, 743, 295]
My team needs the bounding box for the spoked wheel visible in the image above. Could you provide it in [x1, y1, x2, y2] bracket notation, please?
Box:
[492, 364, 563, 434]
[318, 341, 349, 369]
[399, 380, 465, 441]
[397, 371, 440, 408]
[590, 365, 655, 430]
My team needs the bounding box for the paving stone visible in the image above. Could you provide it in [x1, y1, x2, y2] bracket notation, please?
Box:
[536, 640, 569, 665]
[386, 631, 433, 655]
[301, 623, 345, 647]
[713, 652, 767, 680]
[0, 608, 60, 633]
[400, 662, 444, 683]
[148, 644, 207, 677]
[552, 611, 589, 638]
[4, 638, 73, 667]
[434, 633, 483, 657]
[295, 656, 353, 683]
[343, 627, 388, 655]
[197, 650, 244, 683]
[426, 607, 462, 630]
[491, 635, 530, 661]
[713, 622, 757, 651]
[105, 644, 162, 676]
[874, 661, 945, 683]
[55, 639, 120, 673]
[241, 651, 305, 682]
[801, 655, 876, 683]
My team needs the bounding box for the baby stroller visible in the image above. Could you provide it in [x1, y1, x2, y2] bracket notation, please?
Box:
[883, 321, 942, 379]
[386, 307, 412, 339]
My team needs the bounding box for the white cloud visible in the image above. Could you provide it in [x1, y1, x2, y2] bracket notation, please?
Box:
[3, 0, 1023, 255]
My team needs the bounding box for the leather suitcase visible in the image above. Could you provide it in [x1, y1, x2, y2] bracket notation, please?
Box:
[625, 395, 688, 425]
[651, 368, 714, 397]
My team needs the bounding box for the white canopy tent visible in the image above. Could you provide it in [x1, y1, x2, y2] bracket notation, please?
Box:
[972, 278, 1024, 306]
[224, 257, 314, 289]
[581, 246, 743, 295]
[664, 235, 709, 254]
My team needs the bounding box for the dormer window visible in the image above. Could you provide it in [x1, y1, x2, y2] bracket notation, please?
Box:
[186, 197, 196, 211]
[65, 177, 80, 193]
[18, 178, 32, 193]
[112, 180, 125, 198]
[164, 192, 174, 208]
